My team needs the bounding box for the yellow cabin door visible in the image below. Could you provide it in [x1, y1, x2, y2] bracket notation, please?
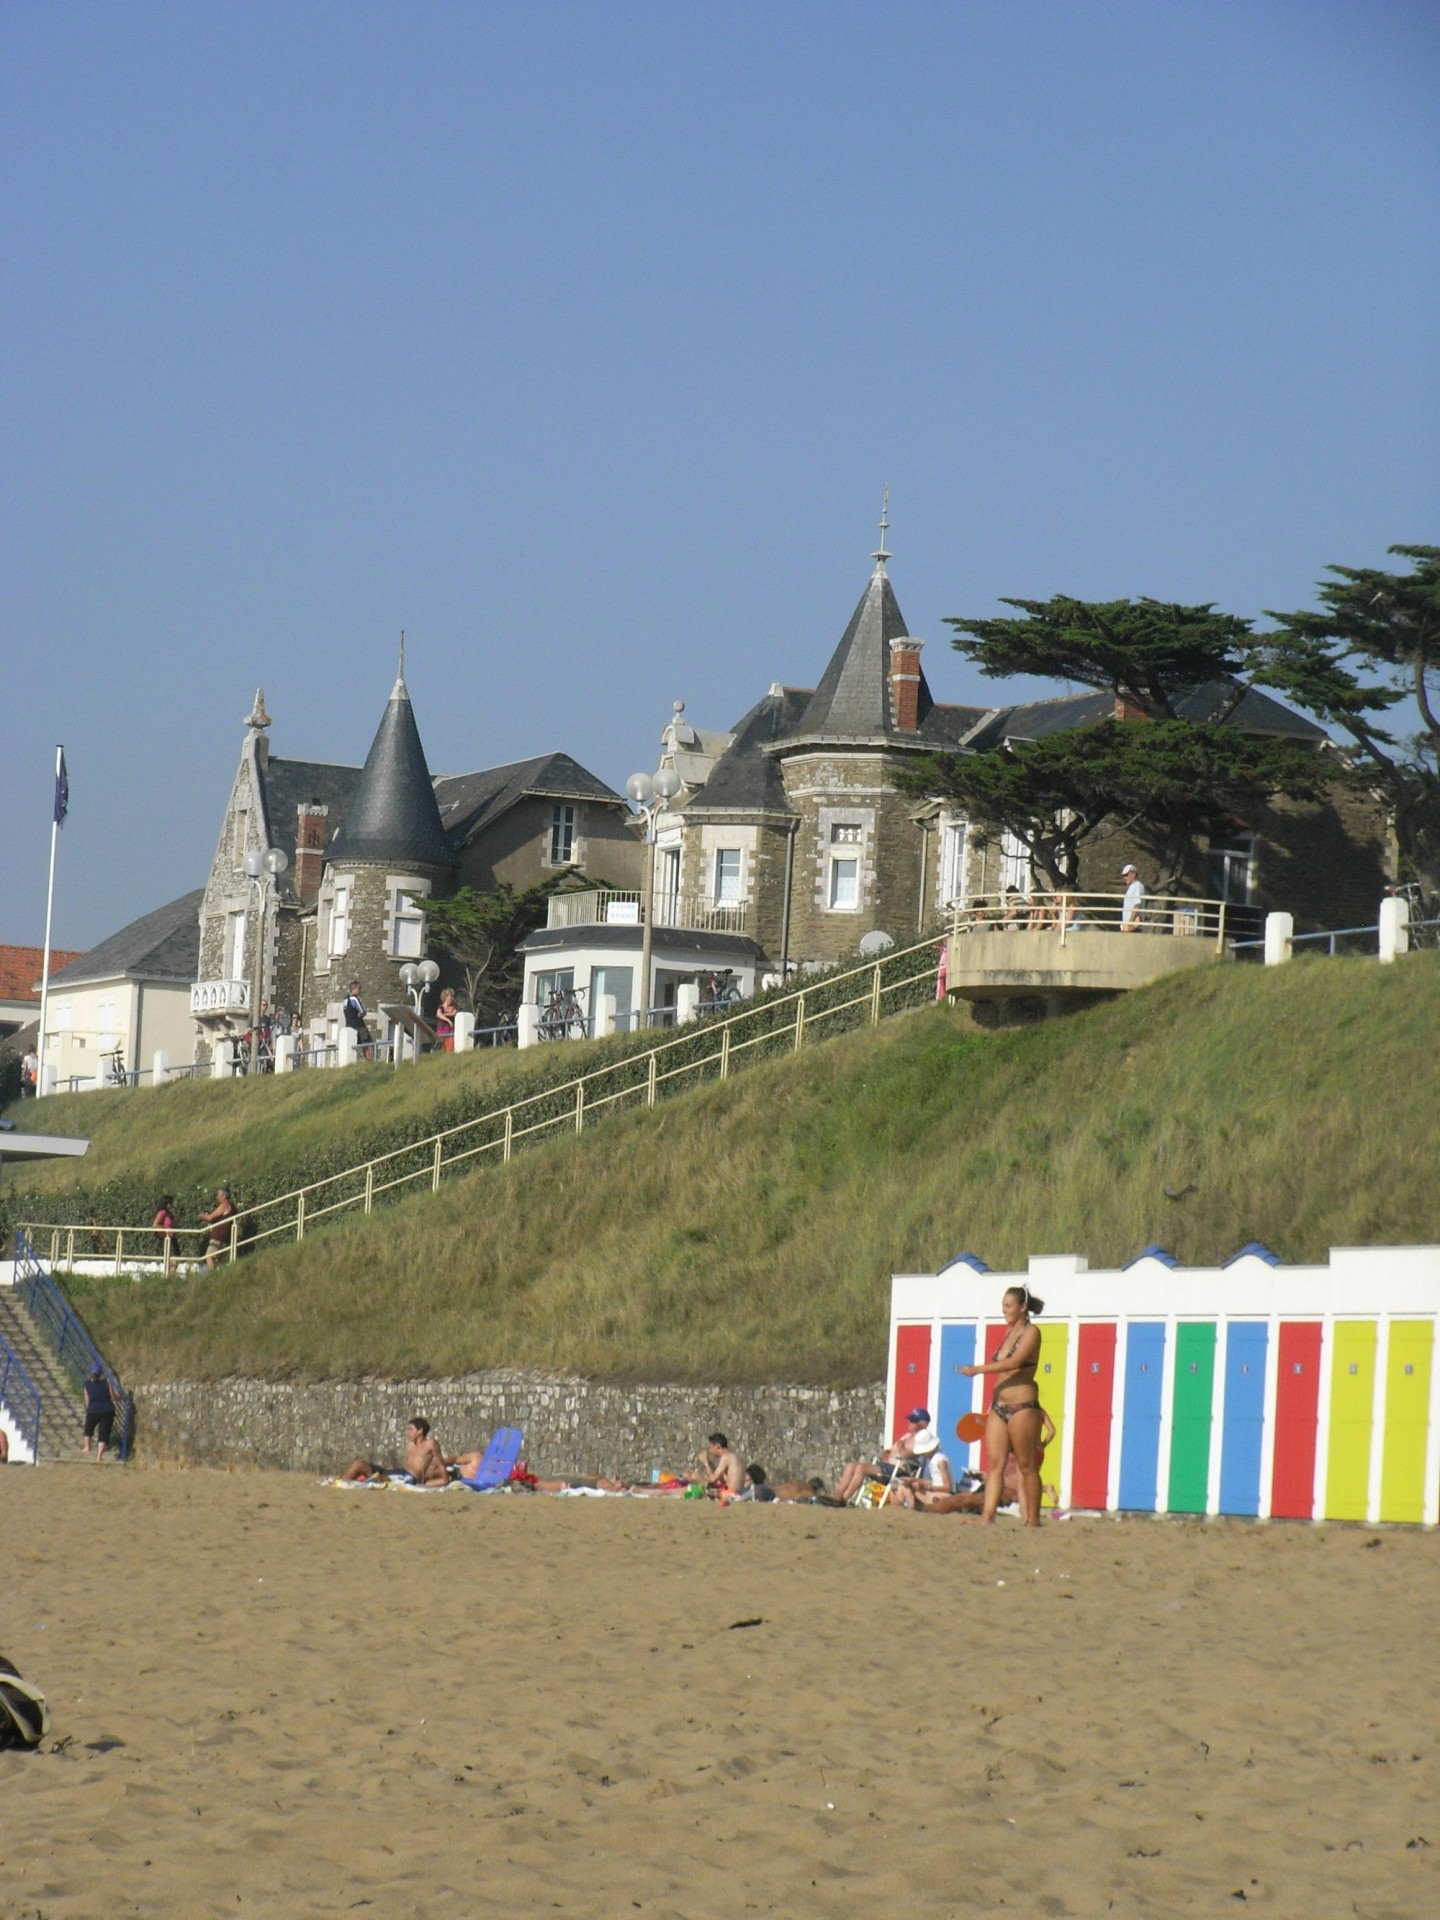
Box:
[1325, 1322, 1377, 1521]
[1035, 1324, 1069, 1509]
[1379, 1322, 1434, 1524]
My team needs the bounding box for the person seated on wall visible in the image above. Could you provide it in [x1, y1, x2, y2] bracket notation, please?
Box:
[343, 1417, 448, 1487]
[1026, 892, 1060, 931]
[1001, 886, 1027, 927]
[883, 1430, 955, 1508]
[829, 1408, 937, 1504]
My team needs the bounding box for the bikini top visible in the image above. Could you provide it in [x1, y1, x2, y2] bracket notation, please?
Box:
[991, 1322, 1033, 1367]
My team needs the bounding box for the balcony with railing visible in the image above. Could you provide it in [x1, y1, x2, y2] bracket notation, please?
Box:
[546, 889, 749, 936]
[191, 978, 251, 1018]
[941, 890, 1230, 1003]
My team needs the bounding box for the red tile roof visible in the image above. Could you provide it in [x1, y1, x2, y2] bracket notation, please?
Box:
[0, 944, 82, 1002]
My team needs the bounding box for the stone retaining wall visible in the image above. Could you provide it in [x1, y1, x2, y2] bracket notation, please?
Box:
[132, 1371, 888, 1481]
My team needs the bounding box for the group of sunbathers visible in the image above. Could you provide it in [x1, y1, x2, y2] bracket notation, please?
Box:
[338, 1424, 825, 1500]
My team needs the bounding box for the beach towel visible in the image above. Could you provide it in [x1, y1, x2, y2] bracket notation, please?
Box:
[0, 1658, 48, 1750]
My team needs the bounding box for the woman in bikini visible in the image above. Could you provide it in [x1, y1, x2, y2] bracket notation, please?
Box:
[960, 1285, 1046, 1526]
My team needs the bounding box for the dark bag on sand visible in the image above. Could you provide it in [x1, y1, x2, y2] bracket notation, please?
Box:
[0, 1656, 49, 1749]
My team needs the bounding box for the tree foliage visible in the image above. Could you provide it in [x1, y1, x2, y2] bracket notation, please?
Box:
[895, 595, 1330, 890]
[1253, 545, 1440, 886]
[423, 869, 592, 1021]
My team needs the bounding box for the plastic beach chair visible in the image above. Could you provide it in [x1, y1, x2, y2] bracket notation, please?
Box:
[455, 1427, 524, 1491]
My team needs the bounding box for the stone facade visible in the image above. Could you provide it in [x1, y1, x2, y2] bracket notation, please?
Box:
[131, 1370, 887, 1482]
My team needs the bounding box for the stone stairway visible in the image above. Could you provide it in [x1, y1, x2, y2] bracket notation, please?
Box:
[0, 1286, 89, 1462]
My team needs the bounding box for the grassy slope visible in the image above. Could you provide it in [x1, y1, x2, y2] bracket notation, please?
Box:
[54, 953, 1440, 1387]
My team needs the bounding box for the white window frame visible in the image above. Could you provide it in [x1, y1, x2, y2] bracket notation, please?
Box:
[940, 817, 969, 907]
[658, 847, 681, 923]
[549, 804, 576, 865]
[328, 882, 351, 958]
[1207, 833, 1257, 905]
[828, 856, 860, 911]
[999, 830, 1032, 896]
[228, 910, 248, 980]
[713, 849, 742, 905]
[391, 890, 425, 958]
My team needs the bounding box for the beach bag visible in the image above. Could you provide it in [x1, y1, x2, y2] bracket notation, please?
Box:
[0, 1657, 49, 1749]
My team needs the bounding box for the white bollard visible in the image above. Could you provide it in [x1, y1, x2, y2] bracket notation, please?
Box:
[517, 1004, 539, 1050]
[1378, 895, 1409, 964]
[211, 1048, 230, 1080]
[453, 1011, 475, 1053]
[39, 1064, 58, 1096]
[594, 992, 617, 1039]
[1263, 911, 1294, 966]
[274, 1035, 295, 1073]
[152, 1050, 170, 1085]
[676, 982, 700, 1025]
[337, 1028, 357, 1068]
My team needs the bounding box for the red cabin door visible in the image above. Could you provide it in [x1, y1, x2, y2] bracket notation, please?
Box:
[1270, 1322, 1322, 1519]
[1070, 1323, 1118, 1510]
[892, 1324, 933, 1441]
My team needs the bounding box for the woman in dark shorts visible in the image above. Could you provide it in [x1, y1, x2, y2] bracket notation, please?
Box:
[82, 1368, 116, 1464]
[960, 1285, 1046, 1526]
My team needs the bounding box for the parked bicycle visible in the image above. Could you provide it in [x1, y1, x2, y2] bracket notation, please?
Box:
[101, 1045, 127, 1087]
[700, 968, 741, 1014]
[538, 985, 588, 1040]
[1386, 881, 1439, 950]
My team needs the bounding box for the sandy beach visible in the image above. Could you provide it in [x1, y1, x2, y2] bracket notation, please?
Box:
[2, 1468, 1435, 1919]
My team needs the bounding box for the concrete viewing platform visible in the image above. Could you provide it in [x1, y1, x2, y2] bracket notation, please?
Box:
[941, 891, 1229, 1009]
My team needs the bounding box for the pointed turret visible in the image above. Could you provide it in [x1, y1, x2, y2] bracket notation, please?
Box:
[787, 556, 932, 744]
[327, 654, 453, 870]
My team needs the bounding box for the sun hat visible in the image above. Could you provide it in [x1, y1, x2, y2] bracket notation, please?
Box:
[1121, 863, 1137, 876]
[911, 1431, 940, 1455]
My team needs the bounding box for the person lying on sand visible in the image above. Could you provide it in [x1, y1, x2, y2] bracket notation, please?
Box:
[343, 1418, 449, 1487]
[770, 1476, 826, 1503]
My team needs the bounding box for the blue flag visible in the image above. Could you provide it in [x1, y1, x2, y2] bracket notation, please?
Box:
[54, 748, 69, 827]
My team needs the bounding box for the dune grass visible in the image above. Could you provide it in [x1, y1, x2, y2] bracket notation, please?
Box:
[60, 952, 1440, 1386]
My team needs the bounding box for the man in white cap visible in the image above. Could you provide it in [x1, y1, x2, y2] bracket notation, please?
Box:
[1120, 862, 1147, 931]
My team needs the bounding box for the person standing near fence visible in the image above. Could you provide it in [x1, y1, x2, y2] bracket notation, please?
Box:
[343, 981, 372, 1049]
[1120, 863, 1147, 931]
[151, 1195, 177, 1276]
[199, 1187, 236, 1271]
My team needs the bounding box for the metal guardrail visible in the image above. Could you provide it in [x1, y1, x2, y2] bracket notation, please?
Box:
[1228, 922, 1380, 957]
[14, 1230, 134, 1459]
[22, 930, 953, 1271]
[547, 888, 749, 935]
[0, 1328, 42, 1461]
[948, 889, 1229, 944]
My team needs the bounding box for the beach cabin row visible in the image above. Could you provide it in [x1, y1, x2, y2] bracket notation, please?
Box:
[887, 1246, 1440, 1527]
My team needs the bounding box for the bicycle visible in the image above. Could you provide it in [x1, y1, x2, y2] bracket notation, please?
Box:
[538, 986, 588, 1040]
[1386, 882, 1439, 950]
[700, 968, 741, 1014]
[101, 1046, 127, 1088]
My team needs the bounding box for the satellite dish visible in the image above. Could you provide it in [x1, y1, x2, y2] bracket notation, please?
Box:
[857, 930, 895, 958]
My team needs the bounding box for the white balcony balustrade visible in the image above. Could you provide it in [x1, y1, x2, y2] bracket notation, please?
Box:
[190, 978, 252, 1017]
[546, 889, 748, 935]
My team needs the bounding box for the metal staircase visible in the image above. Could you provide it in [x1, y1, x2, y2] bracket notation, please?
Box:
[0, 1286, 87, 1461]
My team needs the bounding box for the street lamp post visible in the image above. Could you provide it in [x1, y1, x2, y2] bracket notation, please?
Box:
[242, 846, 289, 1075]
[397, 957, 440, 1063]
[625, 766, 681, 1031]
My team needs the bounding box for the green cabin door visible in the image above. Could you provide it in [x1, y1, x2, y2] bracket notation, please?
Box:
[1168, 1322, 1217, 1514]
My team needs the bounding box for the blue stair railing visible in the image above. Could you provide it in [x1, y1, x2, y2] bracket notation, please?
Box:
[13, 1229, 134, 1460]
[0, 1329, 42, 1461]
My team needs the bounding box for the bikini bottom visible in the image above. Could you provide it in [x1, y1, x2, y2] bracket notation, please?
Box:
[990, 1399, 1041, 1422]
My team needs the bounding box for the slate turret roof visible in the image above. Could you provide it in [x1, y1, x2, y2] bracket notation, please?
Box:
[785, 562, 924, 744]
[326, 669, 454, 871]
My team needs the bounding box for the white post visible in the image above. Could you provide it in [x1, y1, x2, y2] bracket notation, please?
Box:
[676, 982, 700, 1025]
[594, 992, 617, 1039]
[390, 1023, 405, 1067]
[40, 1064, 58, 1096]
[517, 1003, 539, 1050]
[35, 745, 65, 1097]
[1378, 895, 1408, 964]
[151, 1050, 170, 1085]
[337, 1027, 357, 1068]
[1263, 911, 1293, 966]
[211, 1046, 230, 1080]
[274, 1034, 295, 1073]
[453, 1011, 475, 1052]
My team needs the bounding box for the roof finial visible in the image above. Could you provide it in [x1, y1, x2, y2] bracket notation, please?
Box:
[245, 687, 272, 731]
[392, 630, 408, 699]
[873, 486, 890, 573]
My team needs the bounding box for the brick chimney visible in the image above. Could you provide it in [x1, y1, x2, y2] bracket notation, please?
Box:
[889, 636, 926, 733]
[295, 803, 329, 905]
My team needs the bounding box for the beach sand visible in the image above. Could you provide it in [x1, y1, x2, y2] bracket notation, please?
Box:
[1, 1467, 1435, 1918]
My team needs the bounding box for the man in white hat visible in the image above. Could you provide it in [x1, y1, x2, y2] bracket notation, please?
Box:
[1120, 862, 1147, 931]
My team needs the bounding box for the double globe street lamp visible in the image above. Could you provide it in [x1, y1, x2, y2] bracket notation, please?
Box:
[241, 846, 289, 1075]
[625, 764, 682, 1032]
[398, 957, 440, 1062]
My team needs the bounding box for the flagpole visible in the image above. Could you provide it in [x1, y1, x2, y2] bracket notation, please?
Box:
[36, 745, 64, 1100]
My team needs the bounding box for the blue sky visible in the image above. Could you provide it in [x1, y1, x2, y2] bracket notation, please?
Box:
[4, 1, 1437, 948]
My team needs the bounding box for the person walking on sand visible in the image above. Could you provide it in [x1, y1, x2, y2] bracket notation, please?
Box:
[82, 1368, 116, 1464]
[199, 1187, 236, 1271]
[960, 1286, 1047, 1527]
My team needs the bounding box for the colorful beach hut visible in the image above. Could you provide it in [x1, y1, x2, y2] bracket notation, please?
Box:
[888, 1246, 1440, 1526]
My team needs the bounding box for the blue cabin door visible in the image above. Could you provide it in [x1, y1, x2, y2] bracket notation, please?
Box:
[1218, 1323, 1269, 1516]
[1117, 1322, 1166, 1511]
